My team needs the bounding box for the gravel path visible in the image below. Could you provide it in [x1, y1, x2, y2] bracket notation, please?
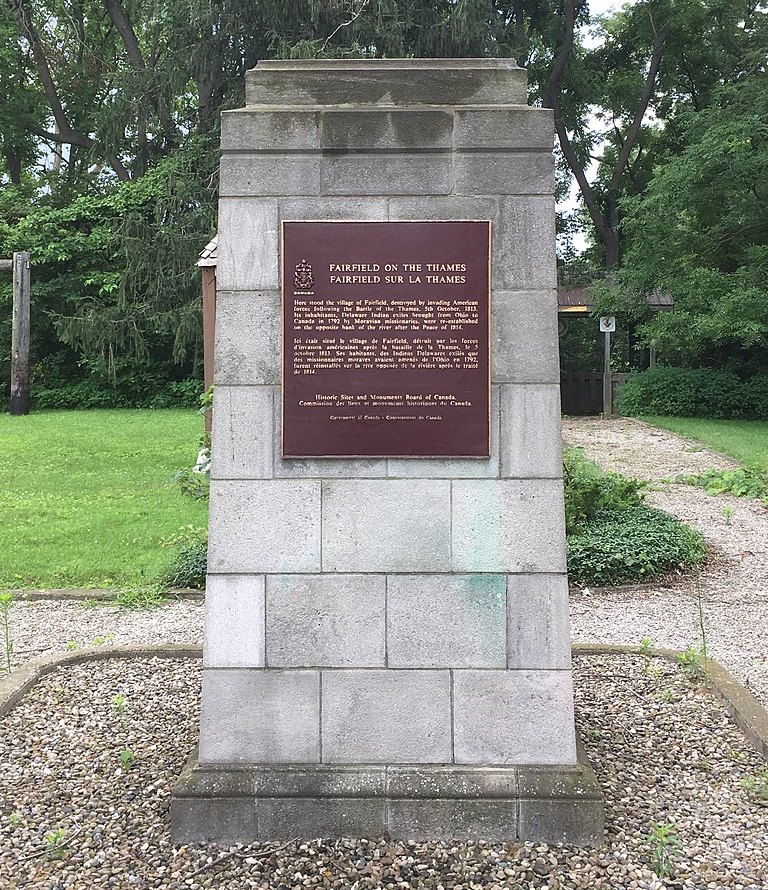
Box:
[0, 656, 768, 890]
[564, 417, 768, 710]
[1, 653, 766, 889]
[8, 599, 204, 667]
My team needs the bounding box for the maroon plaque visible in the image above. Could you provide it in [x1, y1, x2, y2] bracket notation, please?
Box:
[282, 220, 491, 458]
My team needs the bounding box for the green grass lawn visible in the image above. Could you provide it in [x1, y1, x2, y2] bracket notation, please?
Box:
[641, 417, 768, 470]
[0, 410, 208, 590]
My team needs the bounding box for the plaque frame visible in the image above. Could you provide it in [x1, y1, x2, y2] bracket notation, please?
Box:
[280, 219, 492, 460]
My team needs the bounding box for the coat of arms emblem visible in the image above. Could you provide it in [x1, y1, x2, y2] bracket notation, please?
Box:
[294, 259, 314, 290]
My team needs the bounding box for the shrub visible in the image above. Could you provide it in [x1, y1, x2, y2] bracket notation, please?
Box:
[563, 448, 645, 534]
[567, 504, 706, 586]
[617, 366, 749, 419]
[163, 537, 207, 590]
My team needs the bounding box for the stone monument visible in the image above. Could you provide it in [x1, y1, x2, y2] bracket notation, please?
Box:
[172, 58, 603, 845]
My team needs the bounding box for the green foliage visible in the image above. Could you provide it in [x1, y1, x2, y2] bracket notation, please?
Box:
[563, 448, 645, 534]
[677, 467, 768, 503]
[618, 367, 768, 420]
[114, 585, 167, 610]
[163, 535, 208, 591]
[621, 75, 768, 373]
[740, 770, 768, 804]
[119, 749, 135, 772]
[677, 645, 708, 682]
[43, 827, 68, 860]
[646, 821, 683, 879]
[567, 505, 706, 587]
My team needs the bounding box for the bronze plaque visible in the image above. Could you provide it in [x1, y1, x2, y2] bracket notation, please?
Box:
[282, 220, 491, 458]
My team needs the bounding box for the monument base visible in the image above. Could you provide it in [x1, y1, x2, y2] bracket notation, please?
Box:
[171, 743, 604, 846]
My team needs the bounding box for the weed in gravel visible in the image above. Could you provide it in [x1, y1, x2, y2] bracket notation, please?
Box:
[639, 637, 654, 673]
[44, 827, 68, 860]
[65, 640, 78, 650]
[740, 770, 768, 805]
[114, 584, 167, 609]
[646, 821, 683, 879]
[119, 748, 135, 771]
[8, 812, 21, 829]
[660, 687, 675, 703]
[112, 693, 129, 720]
[722, 505, 734, 525]
[676, 466, 768, 503]
[678, 646, 708, 682]
[0, 593, 14, 673]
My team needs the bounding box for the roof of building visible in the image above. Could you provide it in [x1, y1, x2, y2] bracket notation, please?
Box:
[558, 286, 673, 312]
[197, 236, 218, 267]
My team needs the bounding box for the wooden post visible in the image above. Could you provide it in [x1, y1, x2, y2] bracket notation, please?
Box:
[201, 266, 216, 433]
[602, 329, 612, 418]
[10, 251, 31, 416]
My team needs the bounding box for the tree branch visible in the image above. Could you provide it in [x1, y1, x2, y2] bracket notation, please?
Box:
[5, 0, 130, 180]
[101, 0, 176, 143]
[609, 18, 669, 195]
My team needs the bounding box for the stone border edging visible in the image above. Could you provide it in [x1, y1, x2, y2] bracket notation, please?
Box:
[574, 643, 768, 760]
[1, 642, 765, 762]
[0, 644, 203, 717]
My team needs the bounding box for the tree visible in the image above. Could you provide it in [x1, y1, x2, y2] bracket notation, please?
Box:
[619, 75, 768, 372]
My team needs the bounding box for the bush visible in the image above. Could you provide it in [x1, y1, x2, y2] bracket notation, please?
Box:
[617, 365, 746, 418]
[32, 377, 200, 410]
[617, 366, 751, 419]
[567, 504, 706, 586]
[563, 448, 645, 534]
[163, 537, 207, 590]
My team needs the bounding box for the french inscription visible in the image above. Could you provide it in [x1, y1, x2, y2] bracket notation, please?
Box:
[282, 221, 491, 458]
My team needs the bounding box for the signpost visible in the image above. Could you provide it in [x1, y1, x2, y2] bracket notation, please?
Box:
[282, 220, 491, 457]
[2, 252, 31, 416]
[600, 315, 615, 418]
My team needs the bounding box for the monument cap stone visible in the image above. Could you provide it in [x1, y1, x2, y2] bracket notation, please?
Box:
[244, 58, 528, 108]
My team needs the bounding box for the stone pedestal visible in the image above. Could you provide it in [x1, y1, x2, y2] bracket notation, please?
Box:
[172, 58, 603, 845]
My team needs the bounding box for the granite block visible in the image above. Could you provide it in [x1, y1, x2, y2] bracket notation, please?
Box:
[321, 110, 453, 151]
[199, 669, 320, 763]
[322, 670, 452, 763]
[387, 575, 506, 668]
[208, 480, 320, 574]
[220, 153, 322, 197]
[453, 670, 578, 765]
[258, 798, 386, 839]
[321, 153, 451, 196]
[216, 200, 279, 291]
[499, 384, 563, 478]
[210, 386, 274, 479]
[221, 110, 321, 152]
[203, 575, 265, 668]
[454, 109, 554, 150]
[507, 574, 572, 670]
[321, 480, 450, 572]
[492, 290, 560, 384]
[266, 574, 385, 667]
[494, 197, 557, 290]
[213, 291, 281, 386]
[451, 479, 567, 573]
[454, 152, 554, 196]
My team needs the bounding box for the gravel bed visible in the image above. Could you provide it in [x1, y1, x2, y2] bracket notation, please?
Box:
[564, 418, 768, 710]
[1, 654, 767, 889]
[7, 599, 204, 668]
